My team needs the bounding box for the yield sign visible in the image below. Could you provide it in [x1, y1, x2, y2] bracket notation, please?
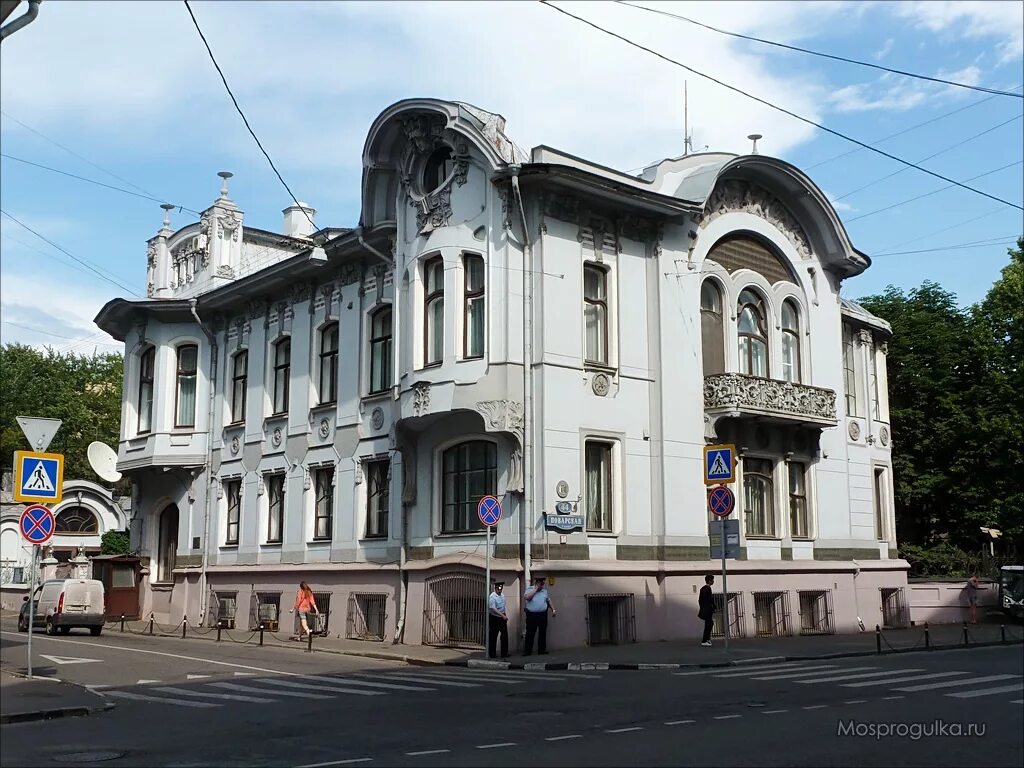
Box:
[39, 655, 102, 665]
[16, 417, 62, 452]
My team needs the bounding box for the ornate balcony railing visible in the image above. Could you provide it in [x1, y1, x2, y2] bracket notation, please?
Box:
[703, 373, 837, 425]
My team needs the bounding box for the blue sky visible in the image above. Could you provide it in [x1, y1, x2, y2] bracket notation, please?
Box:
[1, 0, 1021, 352]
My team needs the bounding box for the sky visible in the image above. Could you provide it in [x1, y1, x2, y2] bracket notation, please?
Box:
[1, 0, 1022, 353]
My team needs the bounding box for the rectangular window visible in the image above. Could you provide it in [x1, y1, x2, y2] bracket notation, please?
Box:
[273, 338, 291, 415]
[314, 466, 334, 540]
[743, 457, 775, 537]
[584, 440, 613, 533]
[231, 351, 247, 423]
[365, 460, 390, 538]
[319, 324, 339, 405]
[583, 264, 609, 365]
[369, 308, 392, 394]
[463, 254, 485, 359]
[441, 441, 496, 533]
[138, 346, 155, 433]
[869, 343, 880, 421]
[267, 474, 285, 544]
[225, 479, 241, 545]
[788, 462, 809, 539]
[873, 467, 887, 541]
[843, 325, 859, 417]
[175, 345, 198, 428]
[424, 257, 444, 366]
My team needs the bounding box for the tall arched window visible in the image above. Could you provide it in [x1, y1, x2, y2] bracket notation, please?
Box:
[272, 337, 291, 414]
[369, 307, 393, 394]
[137, 346, 155, 434]
[55, 507, 99, 534]
[441, 441, 496, 533]
[175, 344, 198, 428]
[737, 288, 769, 378]
[700, 280, 725, 375]
[781, 300, 801, 384]
[743, 458, 775, 537]
[319, 323, 339, 405]
[158, 505, 179, 582]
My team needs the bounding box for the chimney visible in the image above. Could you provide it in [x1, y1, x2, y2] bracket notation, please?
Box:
[283, 202, 316, 239]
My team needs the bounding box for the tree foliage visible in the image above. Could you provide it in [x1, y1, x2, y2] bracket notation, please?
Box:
[0, 345, 124, 483]
[100, 530, 131, 555]
[859, 237, 1024, 557]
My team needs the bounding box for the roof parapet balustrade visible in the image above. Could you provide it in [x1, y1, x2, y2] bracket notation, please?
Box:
[703, 373, 837, 427]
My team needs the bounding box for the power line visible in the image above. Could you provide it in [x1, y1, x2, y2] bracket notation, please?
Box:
[616, 1, 1023, 99]
[540, 1, 1024, 211]
[0, 209, 144, 297]
[1, 231, 137, 287]
[833, 114, 1023, 201]
[0, 110, 160, 198]
[872, 237, 1019, 257]
[874, 207, 1012, 254]
[847, 160, 1024, 223]
[0, 153, 203, 215]
[183, 0, 318, 236]
[1, 320, 84, 340]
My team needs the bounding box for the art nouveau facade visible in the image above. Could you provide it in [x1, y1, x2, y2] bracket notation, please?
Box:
[95, 98, 906, 647]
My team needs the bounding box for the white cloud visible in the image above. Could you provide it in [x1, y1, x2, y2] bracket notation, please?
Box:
[821, 190, 857, 213]
[894, 1, 1024, 66]
[873, 37, 895, 61]
[827, 64, 986, 114]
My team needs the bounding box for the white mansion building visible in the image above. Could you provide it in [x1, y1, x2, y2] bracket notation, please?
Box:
[95, 98, 905, 647]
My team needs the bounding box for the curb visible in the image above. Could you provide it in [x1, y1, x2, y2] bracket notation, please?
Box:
[0, 702, 115, 726]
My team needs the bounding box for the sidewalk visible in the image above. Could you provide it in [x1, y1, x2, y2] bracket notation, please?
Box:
[0, 669, 113, 725]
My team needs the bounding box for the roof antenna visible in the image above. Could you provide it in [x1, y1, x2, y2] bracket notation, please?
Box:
[684, 81, 692, 156]
[748, 134, 762, 155]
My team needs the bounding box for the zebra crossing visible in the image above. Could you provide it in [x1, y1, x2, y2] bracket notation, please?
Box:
[673, 660, 1024, 702]
[101, 666, 601, 710]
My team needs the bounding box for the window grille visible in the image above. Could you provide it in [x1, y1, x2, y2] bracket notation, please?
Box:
[752, 591, 791, 637]
[250, 591, 281, 631]
[211, 591, 237, 629]
[347, 593, 387, 641]
[798, 589, 834, 635]
[422, 572, 485, 648]
[712, 592, 745, 639]
[585, 593, 636, 646]
[880, 587, 908, 629]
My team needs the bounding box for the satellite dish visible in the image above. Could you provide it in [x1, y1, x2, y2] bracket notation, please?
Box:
[87, 441, 122, 483]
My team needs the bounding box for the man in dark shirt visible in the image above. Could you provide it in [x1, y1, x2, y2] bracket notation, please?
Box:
[698, 574, 716, 646]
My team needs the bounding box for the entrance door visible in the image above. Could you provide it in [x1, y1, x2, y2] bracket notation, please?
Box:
[94, 559, 141, 619]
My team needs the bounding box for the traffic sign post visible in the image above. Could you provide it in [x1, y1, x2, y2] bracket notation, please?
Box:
[704, 444, 736, 485]
[477, 496, 502, 658]
[14, 451, 65, 504]
[707, 484, 735, 655]
[19, 505, 53, 680]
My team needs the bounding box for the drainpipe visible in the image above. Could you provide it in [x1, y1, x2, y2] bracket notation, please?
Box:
[0, 1, 41, 43]
[190, 299, 218, 625]
[510, 168, 533, 601]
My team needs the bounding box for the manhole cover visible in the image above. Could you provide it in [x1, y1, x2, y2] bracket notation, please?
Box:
[52, 752, 125, 763]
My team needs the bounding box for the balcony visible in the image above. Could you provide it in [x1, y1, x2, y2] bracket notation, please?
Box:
[703, 373, 837, 427]
[117, 431, 208, 472]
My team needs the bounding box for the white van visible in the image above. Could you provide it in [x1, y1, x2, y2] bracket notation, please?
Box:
[19, 578, 106, 636]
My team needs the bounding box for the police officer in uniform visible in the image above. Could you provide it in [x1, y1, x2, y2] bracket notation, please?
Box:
[523, 575, 556, 655]
[488, 581, 509, 658]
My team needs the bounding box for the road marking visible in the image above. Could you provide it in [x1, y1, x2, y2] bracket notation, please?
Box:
[371, 673, 479, 688]
[105, 690, 217, 708]
[795, 669, 920, 684]
[186, 674, 212, 680]
[664, 720, 696, 725]
[209, 682, 332, 699]
[135, 679, 161, 685]
[306, 675, 435, 692]
[85, 684, 110, 690]
[749, 666, 855, 680]
[676, 662, 806, 677]
[947, 683, 1024, 699]
[607, 726, 644, 732]
[417, 670, 526, 685]
[257, 678, 384, 697]
[712, 715, 741, 720]
[895, 674, 1018, 692]
[842, 671, 970, 688]
[843, 699, 868, 704]
[153, 686, 273, 704]
[39, 654, 102, 665]
[1010, 699, 1023, 704]
[717, 664, 839, 679]
[475, 743, 516, 749]
[406, 750, 451, 756]
[546, 735, 583, 741]
[233, 672, 256, 677]
[802, 705, 827, 710]
[762, 710, 788, 714]
[882, 695, 904, 700]
[296, 759, 372, 768]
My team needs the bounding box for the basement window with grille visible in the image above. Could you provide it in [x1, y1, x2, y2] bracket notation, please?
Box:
[752, 591, 791, 637]
[798, 589, 834, 635]
[880, 587, 908, 629]
[347, 593, 387, 641]
[711, 592, 745, 639]
[214, 591, 237, 629]
[252, 592, 281, 631]
[585, 593, 636, 646]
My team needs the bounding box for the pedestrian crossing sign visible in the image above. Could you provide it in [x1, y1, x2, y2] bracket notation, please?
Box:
[13, 450, 64, 503]
[703, 444, 736, 485]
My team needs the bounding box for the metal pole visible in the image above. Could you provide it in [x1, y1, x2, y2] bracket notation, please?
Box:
[485, 524, 492, 659]
[721, 525, 729, 655]
[26, 544, 38, 679]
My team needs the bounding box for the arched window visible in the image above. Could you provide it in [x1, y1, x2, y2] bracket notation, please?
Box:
[424, 257, 444, 366]
[272, 337, 291, 414]
[138, 346, 155, 434]
[441, 441, 496, 533]
[423, 146, 455, 193]
[319, 323, 339, 405]
[700, 280, 725, 375]
[230, 351, 248, 423]
[369, 307, 393, 394]
[781, 300, 801, 384]
[158, 505, 179, 582]
[743, 458, 775, 537]
[737, 289, 769, 378]
[175, 344, 198, 428]
[55, 507, 99, 534]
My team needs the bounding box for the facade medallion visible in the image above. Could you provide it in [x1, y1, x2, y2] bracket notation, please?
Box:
[592, 372, 610, 397]
[556, 480, 569, 499]
[318, 419, 331, 439]
[371, 407, 385, 430]
[230, 436, 240, 455]
[848, 420, 861, 441]
[272, 428, 283, 447]
[879, 425, 890, 447]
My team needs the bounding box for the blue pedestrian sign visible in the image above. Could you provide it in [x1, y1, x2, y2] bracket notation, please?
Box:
[477, 495, 501, 527]
[703, 444, 736, 485]
[13, 451, 64, 504]
[20, 504, 55, 545]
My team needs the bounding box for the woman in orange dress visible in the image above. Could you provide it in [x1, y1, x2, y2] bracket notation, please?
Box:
[293, 581, 319, 638]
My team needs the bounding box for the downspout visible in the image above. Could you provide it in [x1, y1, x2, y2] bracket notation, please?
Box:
[0, 0, 41, 43]
[190, 299, 218, 625]
[510, 169, 533, 600]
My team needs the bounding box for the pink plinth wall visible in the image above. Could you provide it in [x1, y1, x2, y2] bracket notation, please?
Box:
[906, 579, 999, 625]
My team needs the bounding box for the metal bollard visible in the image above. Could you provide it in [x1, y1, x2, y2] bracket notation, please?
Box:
[182, 617, 187, 639]
[924, 622, 930, 650]
[1001, 624, 1006, 644]
[962, 621, 969, 646]
[120, 614, 126, 633]
[875, 624, 882, 655]
[217, 620, 222, 643]
[307, 630, 313, 653]
[149, 614, 155, 636]
[259, 623, 265, 646]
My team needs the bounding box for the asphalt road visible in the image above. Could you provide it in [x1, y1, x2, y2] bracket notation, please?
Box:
[0, 619, 1021, 768]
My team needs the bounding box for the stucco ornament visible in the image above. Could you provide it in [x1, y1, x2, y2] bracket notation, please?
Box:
[399, 113, 470, 235]
[592, 372, 611, 397]
[318, 419, 331, 440]
[698, 179, 812, 260]
[412, 382, 431, 417]
[371, 407, 385, 430]
[474, 399, 525, 493]
[230, 436, 240, 455]
[848, 420, 861, 441]
[271, 428, 282, 447]
[879, 425, 890, 447]
[703, 373, 837, 423]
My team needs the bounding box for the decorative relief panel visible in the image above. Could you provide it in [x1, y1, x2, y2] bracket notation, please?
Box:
[412, 382, 431, 416]
[538, 191, 660, 250]
[703, 373, 837, 425]
[399, 114, 470, 236]
[339, 262, 362, 286]
[474, 399, 525, 493]
[698, 179, 812, 259]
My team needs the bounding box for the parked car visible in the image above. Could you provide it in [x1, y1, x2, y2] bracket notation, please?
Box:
[17, 578, 105, 636]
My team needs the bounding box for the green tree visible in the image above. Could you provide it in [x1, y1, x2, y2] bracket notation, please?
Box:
[100, 530, 131, 555]
[0, 345, 124, 483]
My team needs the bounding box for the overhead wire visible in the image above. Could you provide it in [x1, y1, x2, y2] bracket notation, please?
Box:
[1, 231, 138, 287]
[539, 1, 1023, 211]
[1, 320, 82, 340]
[873, 207, 1013, 254]
[615, 1, 1023, 99]
[871, 236, 1021, 257]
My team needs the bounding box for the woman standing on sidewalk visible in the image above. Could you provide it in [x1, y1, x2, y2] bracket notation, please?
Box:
[293, 582, 319, 639]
